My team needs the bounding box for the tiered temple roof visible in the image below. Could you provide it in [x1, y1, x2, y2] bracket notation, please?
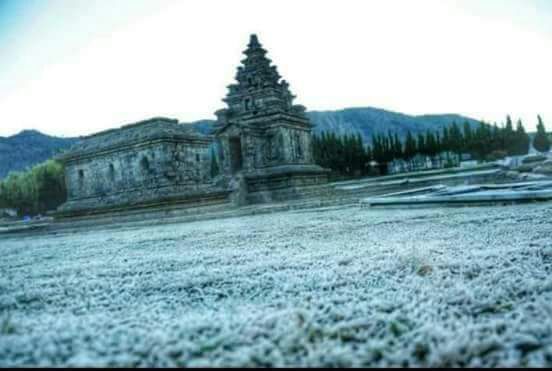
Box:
[58, 117, 209, 161]
[216, 34, 307, 125]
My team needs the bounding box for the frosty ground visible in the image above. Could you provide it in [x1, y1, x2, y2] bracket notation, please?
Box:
[1, 202, 552, 367]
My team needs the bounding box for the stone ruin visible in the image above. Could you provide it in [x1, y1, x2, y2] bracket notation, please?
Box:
[213, 34, 329, 204]
[56, 117, 230, 216]
[57, 35, 329, 216]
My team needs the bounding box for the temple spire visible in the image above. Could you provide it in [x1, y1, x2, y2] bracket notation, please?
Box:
[248, 34, 261, 49]
[216, 33, 307, 122]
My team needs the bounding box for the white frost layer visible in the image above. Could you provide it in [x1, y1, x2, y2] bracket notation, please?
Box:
[1, 203, 552, 367]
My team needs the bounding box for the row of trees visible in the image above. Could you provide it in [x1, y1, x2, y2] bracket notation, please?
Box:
[0, 160, 67, 216]
[313, 116, 550, 177]
[312, 132, 371, 177]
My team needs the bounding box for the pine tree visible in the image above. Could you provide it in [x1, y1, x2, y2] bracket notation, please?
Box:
[371, 135, 380, 163]
[425, 130, 438, 157]
[472, 121, 489, 160]
[371, 133, 390, 175]
[393, 133, 403, 159]
[404, 131, 417, 160]
[441, 126, 450, 152]
[417, 133, 426, 156]
[312, 135, 319, 164]
[513, 119, 530, 156]
[385, 132, 393, 160]
[383, 134, 393, 163]
[504, 115, 516, 155]
[344, 134, 352, 175]
[365, 145, 373, 167]
[355, 133, 367, 175]
[534, 115, 551, 153]
[448, 122, 463, 156]
[330, 132, 339, 172]
[491, 123, 501, 152]
[462, 121, 473, 155]
[434, 132, 442, 154]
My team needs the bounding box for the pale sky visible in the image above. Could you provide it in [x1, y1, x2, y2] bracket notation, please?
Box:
[1, 0, 551, 137]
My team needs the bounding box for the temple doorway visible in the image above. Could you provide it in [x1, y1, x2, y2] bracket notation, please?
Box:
[229, 137, 243, 174]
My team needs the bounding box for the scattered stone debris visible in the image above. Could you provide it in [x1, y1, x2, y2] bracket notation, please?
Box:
[362, 181, 552, 208]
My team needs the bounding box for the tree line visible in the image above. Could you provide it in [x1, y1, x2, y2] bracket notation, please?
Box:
[313, 115, 550, 177]
[0, 160, 67, 217]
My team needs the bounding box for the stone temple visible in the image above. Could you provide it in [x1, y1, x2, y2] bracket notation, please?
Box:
[57, 35, 329, 216]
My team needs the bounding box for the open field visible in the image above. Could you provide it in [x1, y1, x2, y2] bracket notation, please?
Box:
[1, 202, 552, 367]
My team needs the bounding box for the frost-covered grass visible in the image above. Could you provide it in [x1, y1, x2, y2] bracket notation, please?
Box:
[1, 203, 552, 367]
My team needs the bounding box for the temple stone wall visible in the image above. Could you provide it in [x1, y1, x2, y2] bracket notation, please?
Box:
[216, 124, 314, 175]
[277, 126, 312, 164]
[211, 34, 330, 203]
[159, 141, 213, 186]
[66, 143, 162, 200]
[61, 139, 216, 212]
[57, 117, 227, 215]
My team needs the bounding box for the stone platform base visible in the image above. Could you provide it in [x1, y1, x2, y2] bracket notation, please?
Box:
[243, 164, 331, 204]
[54, 189, 231, 219]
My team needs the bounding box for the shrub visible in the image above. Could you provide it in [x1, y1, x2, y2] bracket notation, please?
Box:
[0, 160, 66, 216]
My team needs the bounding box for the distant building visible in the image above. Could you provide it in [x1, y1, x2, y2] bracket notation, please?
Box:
[459, 160, 478, 168]
[387, 151, 460, 174]
[459, 153, 472, 161]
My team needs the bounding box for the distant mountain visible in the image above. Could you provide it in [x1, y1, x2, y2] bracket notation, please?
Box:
[0, 130, 79, 179]
[0, 107, 481, 179]
[307, 107, 480, 143]
[188, 107, 481, 143]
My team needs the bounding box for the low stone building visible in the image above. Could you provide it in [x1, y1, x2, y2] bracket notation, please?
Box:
[57, 117, 229, 216]
[387, 151, 460, 174]
[57, 35, 329, 215]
